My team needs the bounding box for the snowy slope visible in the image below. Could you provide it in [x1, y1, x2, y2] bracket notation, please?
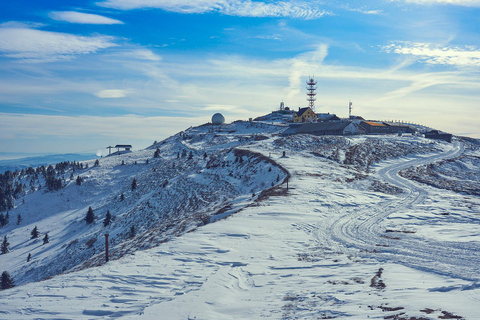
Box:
[1, 123, 480, 319]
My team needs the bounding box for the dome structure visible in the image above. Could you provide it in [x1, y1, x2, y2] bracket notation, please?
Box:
[211, 113, 225, 125]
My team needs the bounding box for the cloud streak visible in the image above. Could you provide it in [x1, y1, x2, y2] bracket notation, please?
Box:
[97, 0, 331, 19]
[0, 26, 117, 62]
[382, 42, 480, 67]
[49, 11, 124, 24]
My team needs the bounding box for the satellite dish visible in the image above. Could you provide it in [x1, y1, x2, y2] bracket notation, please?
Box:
[212, 113, 225, 125]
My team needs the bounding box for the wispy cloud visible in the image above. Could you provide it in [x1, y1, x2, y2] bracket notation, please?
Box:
[382, 42, 480, 67]
[97, 0, 331, 19]
[49, 11, 124, 24]
[95, 89, 130, 98]
[401, 0, 480, 7]
[0, 26, 117, 62]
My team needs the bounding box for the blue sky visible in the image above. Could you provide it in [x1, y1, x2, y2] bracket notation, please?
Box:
[1, 0, 480, 157]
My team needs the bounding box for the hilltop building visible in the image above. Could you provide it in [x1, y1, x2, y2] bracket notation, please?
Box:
[293, 107, 317, 123]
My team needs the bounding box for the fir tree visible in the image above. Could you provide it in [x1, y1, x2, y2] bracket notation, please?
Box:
[27, 253, 31, 262]
[103, 210, 112, 227]
[129, 225, 135, 238]
[1, 271, 14, 290]
[1, 236, 9, 254]
[0, 213, 5, 227]
[16, 214, 22, 225]
[43, 233, 49, 244]
[188, 151, 193, 160]
[76, 176, 82, 186]
[94, 159, 100, 166]
[4, 212, 9, 225]
[31, 226, 39, 239]
[85, 206, 95, 224]
[131, 178, 137, 191]
[154, 147, 161, 158]
[120, 193, 125, 201]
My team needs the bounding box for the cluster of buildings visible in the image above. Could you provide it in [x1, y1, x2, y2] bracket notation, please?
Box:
[273, 77, 452, 140]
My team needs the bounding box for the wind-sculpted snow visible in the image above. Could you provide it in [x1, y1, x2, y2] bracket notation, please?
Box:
[1, 125, 480, 319]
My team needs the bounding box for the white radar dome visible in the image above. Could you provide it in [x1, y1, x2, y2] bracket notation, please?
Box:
[212, 113, 225, 125]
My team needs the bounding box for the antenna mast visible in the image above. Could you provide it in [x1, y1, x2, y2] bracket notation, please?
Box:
[306, 76, 317, 112]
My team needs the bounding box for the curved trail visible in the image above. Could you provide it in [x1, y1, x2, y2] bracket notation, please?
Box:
[315, 141, 480, 281]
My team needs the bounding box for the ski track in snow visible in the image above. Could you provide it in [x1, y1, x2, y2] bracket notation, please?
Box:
[318, 141, 480, 281]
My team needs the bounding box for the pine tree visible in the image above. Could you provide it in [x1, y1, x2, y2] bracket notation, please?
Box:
[1, 236, 9, 254]
[120, 193, 125, 201]
[1, 271, 14, 290]
[27, 253, 31, 262]
[31, 226, 39, 239]
[94, 159, 100, 166]
[0, 213, 5, 227]
[16, 214, 22, 225]
[85, 207, 95, 224]
[76, 176, 82, 186]
[43, 233, 49, 244]
[131, 178, 137, 191]
[103, 210, 112, 227]
[188, 151, 193, 160]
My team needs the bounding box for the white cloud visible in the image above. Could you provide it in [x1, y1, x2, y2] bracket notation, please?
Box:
[97, 0, 331, 19]
[95, 89, 129, 98]
[401, 0, 480, 6]
[0, 26, 117, 62]
[382, 42, 480, 67]
[49, 11, 124, 24]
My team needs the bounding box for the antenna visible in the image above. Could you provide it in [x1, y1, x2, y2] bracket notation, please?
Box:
[348, 101, 352, 119]
[306, 76, 317, 112]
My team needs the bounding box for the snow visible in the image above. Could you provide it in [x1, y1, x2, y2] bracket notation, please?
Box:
[1, 121, 480, 319]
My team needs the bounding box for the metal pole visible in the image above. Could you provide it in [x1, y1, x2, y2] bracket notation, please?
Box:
[105, 233, 109, 262]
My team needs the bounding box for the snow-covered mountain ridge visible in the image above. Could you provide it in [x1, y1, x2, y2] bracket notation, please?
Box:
[1, 120, 480, 319]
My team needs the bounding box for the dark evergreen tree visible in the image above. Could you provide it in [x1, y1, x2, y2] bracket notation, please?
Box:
[94, 159, 100, 166]
[203, 152, 207, 160]
[131, 178, 137, 191]
[31, 226, 39, 239]
[176, 152, 180, 159]
[1, 271, 14, 290]
[43, 233, 49, 244]
[1, 236, 9, 254]
[85, 206, 95, 224]
[103, 210, 112, 227]
[120, 193, 125, 201]
[0, 213, 5, 227]
[5, 212, 9, 225]
[121, 160, 125, 165]
[188, 151, 193, 160]
[16, 214, 22, 225]
[129, 225, 135, 238]
[181, 149, 187, 158]
[76, 176, 83, 186]
[146, 159, 149, 164]
[154, 148, 161, 158]
[70, 172, 74, 180]
[27, 253, 31, 262]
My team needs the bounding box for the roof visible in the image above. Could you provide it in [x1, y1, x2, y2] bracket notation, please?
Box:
[363, 121, 386, 127]
[296, 122, 350, 133]
[295, 107, 311, 117]
[115, 144, 132, 148]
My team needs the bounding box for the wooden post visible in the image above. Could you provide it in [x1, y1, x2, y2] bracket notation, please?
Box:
[105, 233, 109, 262]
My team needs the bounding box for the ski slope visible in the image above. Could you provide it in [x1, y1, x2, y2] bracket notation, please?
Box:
[1, 130, 479, 319]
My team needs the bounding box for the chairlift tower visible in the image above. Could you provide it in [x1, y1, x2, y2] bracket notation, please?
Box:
[306, 76, 317, 112]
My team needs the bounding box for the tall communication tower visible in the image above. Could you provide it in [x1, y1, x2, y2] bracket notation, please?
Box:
[306, 76, 317, 112]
